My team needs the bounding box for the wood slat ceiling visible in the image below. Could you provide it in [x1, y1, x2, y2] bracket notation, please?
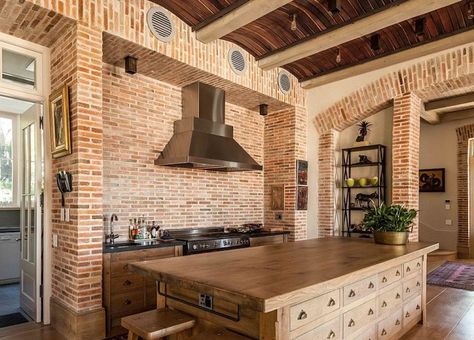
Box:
[153, 0, 473, 83]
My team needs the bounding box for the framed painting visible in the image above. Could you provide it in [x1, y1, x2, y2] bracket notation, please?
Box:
[419, 168, 445, 192]
[49, 85, 71, 158]
[296, 160, 308, 185]
[271, 185, 284, 210]
[297, 186, 308, 210]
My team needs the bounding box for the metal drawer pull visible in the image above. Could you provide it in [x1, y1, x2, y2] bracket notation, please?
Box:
[406, 312, 411, 318]
[348, 319, 355, 327]
[297, 310, 307, 320]
[368, 281, 374, 289]
[396, 270, 401, 276]
[382, 277, 388, 283]
[123, 279, 132, 286]
[406, 287, 411, 293]
[416, 281, 421, 287]
[396, 319, 401, 326]
[327, 330, 336, 339]
[368, 308, 374, 315]
[416, 304, 421, 310]
[381, 329, 387, 336]
[382, 301, 387, 307]
[406, 266, 411, 272]
[124, 299, 131, 305]
[417, 262, 421, 267]
[396, 293, 401, 299]
[327, 298, 336, 307]
[349, 289, 356, 297]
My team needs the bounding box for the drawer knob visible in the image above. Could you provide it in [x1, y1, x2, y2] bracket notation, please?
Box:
[396, 270, 401, 276]
[406, 287, 411, 293]
[381, 329, 387, 336]
[382, 276, 388, 283]
[327, 298, 336, 307]
[368, 281, 375, 289]
[327, 330, 336, 339]
[348, 319, 355, 327]
[368, 308, 374, 316]
[406, 312, 411, 318]
[382, 301, 387, 307]
[349, 289, 356, 297]
[416, 281, 421, 287]
[396, 319, 401, 326]
[396, 293, 401, 299]
[406, 266, 411, 272]
[124, 299, 131, 305]
[123, 279, 132, 286]
[297, 310, 307, 320]
[416, 304, 421, 310]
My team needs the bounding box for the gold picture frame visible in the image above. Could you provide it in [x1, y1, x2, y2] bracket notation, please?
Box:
[49, 85, 71, 158]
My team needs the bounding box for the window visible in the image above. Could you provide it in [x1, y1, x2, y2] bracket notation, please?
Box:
[0, 114, 17, 206]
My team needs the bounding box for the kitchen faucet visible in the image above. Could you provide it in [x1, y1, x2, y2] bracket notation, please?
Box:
[106, 214, 120, 244]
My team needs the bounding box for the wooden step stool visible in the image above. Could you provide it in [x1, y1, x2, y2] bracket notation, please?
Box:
[121, 309, 196, 340]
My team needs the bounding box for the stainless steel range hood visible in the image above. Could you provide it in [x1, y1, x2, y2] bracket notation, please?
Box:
[155, 82, 262, 171]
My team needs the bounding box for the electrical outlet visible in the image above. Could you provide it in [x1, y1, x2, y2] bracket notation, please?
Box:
[445, 200, 451, 210]
[198, 294, 213, 310]
[60, 208, 65, 221]
[445, 219, 452, 226]
[52, 234, 58, 248]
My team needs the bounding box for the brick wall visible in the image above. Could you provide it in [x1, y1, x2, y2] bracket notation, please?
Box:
[264, 106, 307, 241]
[318, 130, 337, 238]
[456, 124, 474, 257]
[102, 64, 264, 236]
[392, 93, 421, 242]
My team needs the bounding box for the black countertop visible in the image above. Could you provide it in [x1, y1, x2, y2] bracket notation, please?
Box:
[103, 239, 185, 253]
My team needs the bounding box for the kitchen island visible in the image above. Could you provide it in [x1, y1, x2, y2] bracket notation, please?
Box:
[129, 238, 438, 339]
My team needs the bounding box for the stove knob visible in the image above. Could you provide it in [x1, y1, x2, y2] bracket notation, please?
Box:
[192, 244, 198, 250]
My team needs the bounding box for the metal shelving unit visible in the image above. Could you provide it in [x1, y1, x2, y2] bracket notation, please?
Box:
[341, 144, 386, 237]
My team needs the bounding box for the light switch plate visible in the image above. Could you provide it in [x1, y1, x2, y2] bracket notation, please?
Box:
[60, 208, 65, 221]
[445, 219, 452, 226]
[52, 234, 58, 248]
[65, 208, 70, 222]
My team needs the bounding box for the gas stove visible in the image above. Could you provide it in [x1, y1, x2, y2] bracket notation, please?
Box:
[166, 227, 251, 255]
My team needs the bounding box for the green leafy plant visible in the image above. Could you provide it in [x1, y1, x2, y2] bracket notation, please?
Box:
[362, 203, 417, 232]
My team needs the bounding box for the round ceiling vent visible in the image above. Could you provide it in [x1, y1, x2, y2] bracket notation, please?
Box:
[278, 70, 291, 94]
[228, 48, 247, 75]
[147, 7, 175, 43]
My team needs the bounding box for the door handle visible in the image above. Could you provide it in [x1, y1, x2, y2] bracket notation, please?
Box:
[16, 238, 21, 242]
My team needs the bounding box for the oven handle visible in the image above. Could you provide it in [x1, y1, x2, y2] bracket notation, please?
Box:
[158, 283, 241, 322]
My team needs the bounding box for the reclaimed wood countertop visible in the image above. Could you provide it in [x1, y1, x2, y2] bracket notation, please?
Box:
[129, 238, 438, 312]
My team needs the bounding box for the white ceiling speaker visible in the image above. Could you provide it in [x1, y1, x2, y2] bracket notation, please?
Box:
[147, 6, 175, 43]
[278, 70, 291, 94]
[228, 48, 247, 75]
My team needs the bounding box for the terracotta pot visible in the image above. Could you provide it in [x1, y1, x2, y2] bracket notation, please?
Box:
[373, 231, 408, 245]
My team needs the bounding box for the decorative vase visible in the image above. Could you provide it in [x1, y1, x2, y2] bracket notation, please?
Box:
[358, 177, 368, 187]
[346, 178, 355, 187]
[370, 176, 379, 186]
[373, 231, 409, 245]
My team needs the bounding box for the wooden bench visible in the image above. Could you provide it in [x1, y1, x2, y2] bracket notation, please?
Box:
[121, 309, 195, 340]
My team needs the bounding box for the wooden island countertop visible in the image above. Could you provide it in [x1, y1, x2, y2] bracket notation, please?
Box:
[129, 238, 438, 313]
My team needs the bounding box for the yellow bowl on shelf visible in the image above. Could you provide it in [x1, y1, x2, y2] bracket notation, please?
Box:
[358, 178, 368, 187]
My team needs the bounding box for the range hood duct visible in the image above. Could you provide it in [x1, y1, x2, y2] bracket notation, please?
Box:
[155, 82, 262, 171]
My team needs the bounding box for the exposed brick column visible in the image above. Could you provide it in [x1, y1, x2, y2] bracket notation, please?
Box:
[50, 22, 104, 314]
[392, 93, 421, 242]
[456, 124, 474, 258]
[318, 130, 337, 238]
[264, 105, 307, 241]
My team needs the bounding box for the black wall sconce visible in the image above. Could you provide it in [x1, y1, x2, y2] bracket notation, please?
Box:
[124, 56, 137, 74]
[259, 104, 268, 116]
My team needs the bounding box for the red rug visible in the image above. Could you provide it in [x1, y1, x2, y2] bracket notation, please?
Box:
[427, 261, 474, 291]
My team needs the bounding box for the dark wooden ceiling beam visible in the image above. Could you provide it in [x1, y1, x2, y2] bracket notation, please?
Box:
[258, 0, 461, 70]
[195, 0, 294, 43]
[425, 92, 474, 112]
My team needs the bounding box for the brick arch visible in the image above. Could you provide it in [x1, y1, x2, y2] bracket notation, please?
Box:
[456, 124, 474, 258]
[314, 44, 474, 240]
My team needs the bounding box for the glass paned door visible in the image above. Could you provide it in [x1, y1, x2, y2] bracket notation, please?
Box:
[19, 104, 42, 322]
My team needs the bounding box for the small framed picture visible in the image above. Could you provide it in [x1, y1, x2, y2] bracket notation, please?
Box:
[296, 160, 308, 185]
[297, 186, 308, 210]
[271, 186, 284, 211]
[49, 85, 71, 158]
[419, 168, 445, 192]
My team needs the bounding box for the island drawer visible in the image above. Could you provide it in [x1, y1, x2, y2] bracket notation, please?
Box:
[403, 273, 422, 300]
[294, 316, 341, 340]
[403, 257, 422, 275]
[110, 290, 145, 319]
[343, 275, 377, 306]
[343, 298, 377, 337]
[290, 289, 341, 330]
[378, 283, 402, 316]
[378, 265, 402, 289]
[378, 309, 402, 339]
[403, 294, 422, 325]
[110, 273, 144, 295]
[352, 325, 377, 340]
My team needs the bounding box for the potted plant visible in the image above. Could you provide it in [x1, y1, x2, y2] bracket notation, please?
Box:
[362, 203, 417, 245]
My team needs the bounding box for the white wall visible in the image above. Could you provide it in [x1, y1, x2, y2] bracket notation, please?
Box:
[306, 43, 473, 238]
[419, 117, 474, 250]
